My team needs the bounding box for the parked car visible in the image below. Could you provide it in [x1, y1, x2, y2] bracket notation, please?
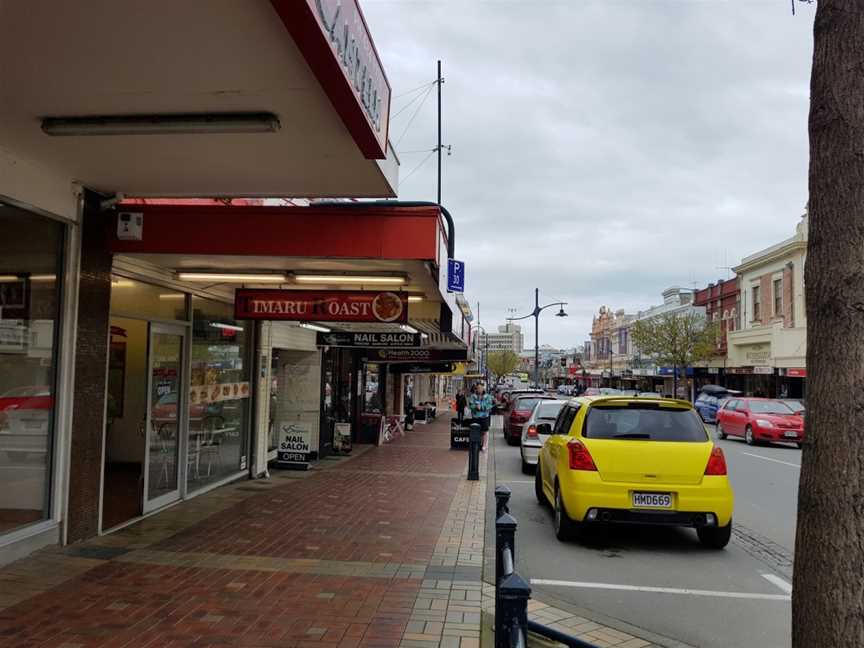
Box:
[534, 395, 734, 548]
[638, 392, 662, 398]
[716, 398, 804, 447]
[781, 399, 806, 415]
[582, 387, 621, 397]
[520, 399, 567, 474]
[695, 392, 724, 424]
[498, 388, 545, 413]
[504, 394, 555, 445]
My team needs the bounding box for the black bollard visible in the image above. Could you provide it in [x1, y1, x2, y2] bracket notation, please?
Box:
[467, 422, 481, 481]
[495, 485, 512, 519]
[498, 572, 531, 648]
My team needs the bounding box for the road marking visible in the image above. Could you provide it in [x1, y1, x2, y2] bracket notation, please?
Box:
[762, 573, 793, 594]
[530, 579, 790, 602]
[740, 452, 800, 468]
[503, 480, 534, 484]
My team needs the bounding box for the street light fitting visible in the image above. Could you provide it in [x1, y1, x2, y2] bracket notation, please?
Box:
[556, 306, 568, 317]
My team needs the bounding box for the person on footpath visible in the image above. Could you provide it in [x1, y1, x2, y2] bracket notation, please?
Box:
[468, 383, 493, 451]
[456, 388, 468, 424]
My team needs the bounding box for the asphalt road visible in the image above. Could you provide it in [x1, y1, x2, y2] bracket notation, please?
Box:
[490, 416, 798, 648]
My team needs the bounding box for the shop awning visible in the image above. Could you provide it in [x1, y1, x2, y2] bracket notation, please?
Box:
[109, 203, 470, 350]
[0, 1, 396, 198]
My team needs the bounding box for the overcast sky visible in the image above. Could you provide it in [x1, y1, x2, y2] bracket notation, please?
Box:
[361, 0, 816, 349]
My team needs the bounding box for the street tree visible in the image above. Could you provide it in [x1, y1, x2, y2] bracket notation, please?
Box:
[629, 311, 719, 397]
[794, 3, 864, 645]
[485, 350, 521, 383]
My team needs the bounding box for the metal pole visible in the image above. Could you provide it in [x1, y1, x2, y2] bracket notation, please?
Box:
[534, 288, 539, 388]
[437, 59, 442, 205]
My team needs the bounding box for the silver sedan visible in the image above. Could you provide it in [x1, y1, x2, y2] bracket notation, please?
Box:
[519, 399, 567, 474]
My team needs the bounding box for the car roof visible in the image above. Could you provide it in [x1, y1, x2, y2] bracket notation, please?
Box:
[566, 395, 694, 410]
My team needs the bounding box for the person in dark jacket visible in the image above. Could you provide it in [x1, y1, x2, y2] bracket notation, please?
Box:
[456, 388, 468, 424]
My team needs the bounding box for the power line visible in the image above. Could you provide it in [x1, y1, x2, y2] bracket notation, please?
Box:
[397, 149, 436, 190]
[393, 80, 435, 100]
[395, 83, 435, 147]
[390, 87, 432, 121]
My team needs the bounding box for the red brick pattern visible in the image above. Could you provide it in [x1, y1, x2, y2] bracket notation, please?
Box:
[0, 415, 465, 648]
[0, 562, 419, 648]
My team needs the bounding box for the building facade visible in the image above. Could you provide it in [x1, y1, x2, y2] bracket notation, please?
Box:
[726, 215, 808, 397]
[479, 323, 523, 354]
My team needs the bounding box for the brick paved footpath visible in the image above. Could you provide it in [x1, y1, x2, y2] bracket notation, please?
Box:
[0, 413, 485, 648]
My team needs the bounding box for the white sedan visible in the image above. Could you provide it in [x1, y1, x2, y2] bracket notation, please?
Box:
[519, 398, 567, 474]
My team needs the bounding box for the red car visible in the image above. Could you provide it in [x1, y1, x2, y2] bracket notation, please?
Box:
[716, 397, 804, 447]
[504, 394, 554, 446]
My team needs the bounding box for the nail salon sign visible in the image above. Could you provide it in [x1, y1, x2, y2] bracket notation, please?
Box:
[276, 423, 314, 469]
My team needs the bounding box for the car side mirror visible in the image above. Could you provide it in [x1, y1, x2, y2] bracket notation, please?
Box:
[537, 423, 553, 436]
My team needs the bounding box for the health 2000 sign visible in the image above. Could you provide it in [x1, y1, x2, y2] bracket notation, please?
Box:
[234, 289, 407, 323]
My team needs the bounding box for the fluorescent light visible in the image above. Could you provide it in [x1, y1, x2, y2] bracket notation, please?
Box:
[299, 322, 331, 333]
[30, 274, 57, 282]
[420, 333, 429, 339]
[111, 279, 135, 288]
[178, 272, 287, 283]
[0, 275, 20, 283]
[294, 274, 406, 285]
[210, 322, 244, 332]
[400, 324, 419, 334]
[41, 112, 281, 136]
[158, 293, 186, 300]
[407, 296, 424, 303]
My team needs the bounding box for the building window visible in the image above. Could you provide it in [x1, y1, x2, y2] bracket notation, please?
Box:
[0, 204, 65, 537]
[188, 297, 251, 491]
[752, 286, 761, 321]
[773, 278, 782, 317]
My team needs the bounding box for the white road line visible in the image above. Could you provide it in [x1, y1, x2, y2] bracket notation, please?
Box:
[762, 573, 793, 594]
[530, 579, 791, 602]
[739, 452, 801, 468]
[504, 480, 534, 484]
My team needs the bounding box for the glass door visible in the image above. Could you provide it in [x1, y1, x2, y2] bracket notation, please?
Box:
[143, 323, 186, 512]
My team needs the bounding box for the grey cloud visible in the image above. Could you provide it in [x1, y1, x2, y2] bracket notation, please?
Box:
[362, 0, 815, 346]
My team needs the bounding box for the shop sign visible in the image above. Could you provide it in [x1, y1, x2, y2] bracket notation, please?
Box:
[276, 423, 313, 467]
[366, 348, 468, 362]
[744, 344, 771, 364]
[708, 367, 719, 374]
[235, 289, 407, 324]
[786, 368, 807, 378]
[309, 0, 390, 154]
[390, 362, 455, 374]
[190, 381, 250, 406]
[316, 331, 420, 348]
[753, 366, 774, 375]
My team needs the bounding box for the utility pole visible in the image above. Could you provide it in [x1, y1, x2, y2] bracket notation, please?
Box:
[534, 288, 540, 388]
[437, 59, 442, 205]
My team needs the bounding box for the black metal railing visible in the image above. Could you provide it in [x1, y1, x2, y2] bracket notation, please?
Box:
[494, 486, 600, 648]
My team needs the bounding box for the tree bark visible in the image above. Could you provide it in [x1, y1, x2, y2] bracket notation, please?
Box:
[794, 3, 864, 646]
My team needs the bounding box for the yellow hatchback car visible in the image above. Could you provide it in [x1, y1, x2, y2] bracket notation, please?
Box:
[535, 396, 734, 548]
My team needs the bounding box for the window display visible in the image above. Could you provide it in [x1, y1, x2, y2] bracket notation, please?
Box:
[188, 297, 250, 490]
[0, 204, 64, 536]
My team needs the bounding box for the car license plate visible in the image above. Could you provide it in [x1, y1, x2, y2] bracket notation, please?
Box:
[632, 492, 673, 509]
[784, 431, 799, 438]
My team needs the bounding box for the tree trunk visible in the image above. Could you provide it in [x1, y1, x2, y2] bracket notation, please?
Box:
[794, 3, 864, 646]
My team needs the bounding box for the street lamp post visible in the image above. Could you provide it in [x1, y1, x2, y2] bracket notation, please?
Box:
[472, 323, 488, 385]
[508, 288, 568, 389]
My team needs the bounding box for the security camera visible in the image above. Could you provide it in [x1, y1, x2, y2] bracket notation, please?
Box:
[100, 193, 125, 211]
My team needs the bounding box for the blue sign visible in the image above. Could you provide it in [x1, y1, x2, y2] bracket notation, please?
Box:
[657, 367, 694, 377]
[447, 259, 465, 293]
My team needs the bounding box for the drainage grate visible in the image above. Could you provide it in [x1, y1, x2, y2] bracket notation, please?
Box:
[733, 524, 794, 576]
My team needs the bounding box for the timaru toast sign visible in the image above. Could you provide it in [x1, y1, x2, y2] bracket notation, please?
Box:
[234, 289, 407, 323]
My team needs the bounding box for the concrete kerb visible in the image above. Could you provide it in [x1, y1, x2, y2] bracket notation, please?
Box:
[482, 416, 696, 648]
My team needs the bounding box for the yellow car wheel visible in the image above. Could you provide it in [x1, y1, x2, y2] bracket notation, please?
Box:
[697, 521, 732, 549]
[554, 486, 580, 542]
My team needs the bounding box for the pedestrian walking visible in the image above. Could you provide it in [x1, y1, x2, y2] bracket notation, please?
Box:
[468, 383, 493, 451]
[455, 388, 468, 424]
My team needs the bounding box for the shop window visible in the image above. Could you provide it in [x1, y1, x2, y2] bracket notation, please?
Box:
[188, 297, 250, 490]
[363, 364, 383, 414]
[109, 277, 188, 321]
[0, 203, 64, 536]
[773, 278, 782, 317]
[752, 286, 761, 321]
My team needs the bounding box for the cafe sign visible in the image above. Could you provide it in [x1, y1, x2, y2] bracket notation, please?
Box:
[744, 343, 771, 364]
[317, 331, 420, 348]
[235, 290, 407, 324]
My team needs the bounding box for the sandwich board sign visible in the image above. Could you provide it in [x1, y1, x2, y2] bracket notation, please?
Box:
[276, 423, 313, 470]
